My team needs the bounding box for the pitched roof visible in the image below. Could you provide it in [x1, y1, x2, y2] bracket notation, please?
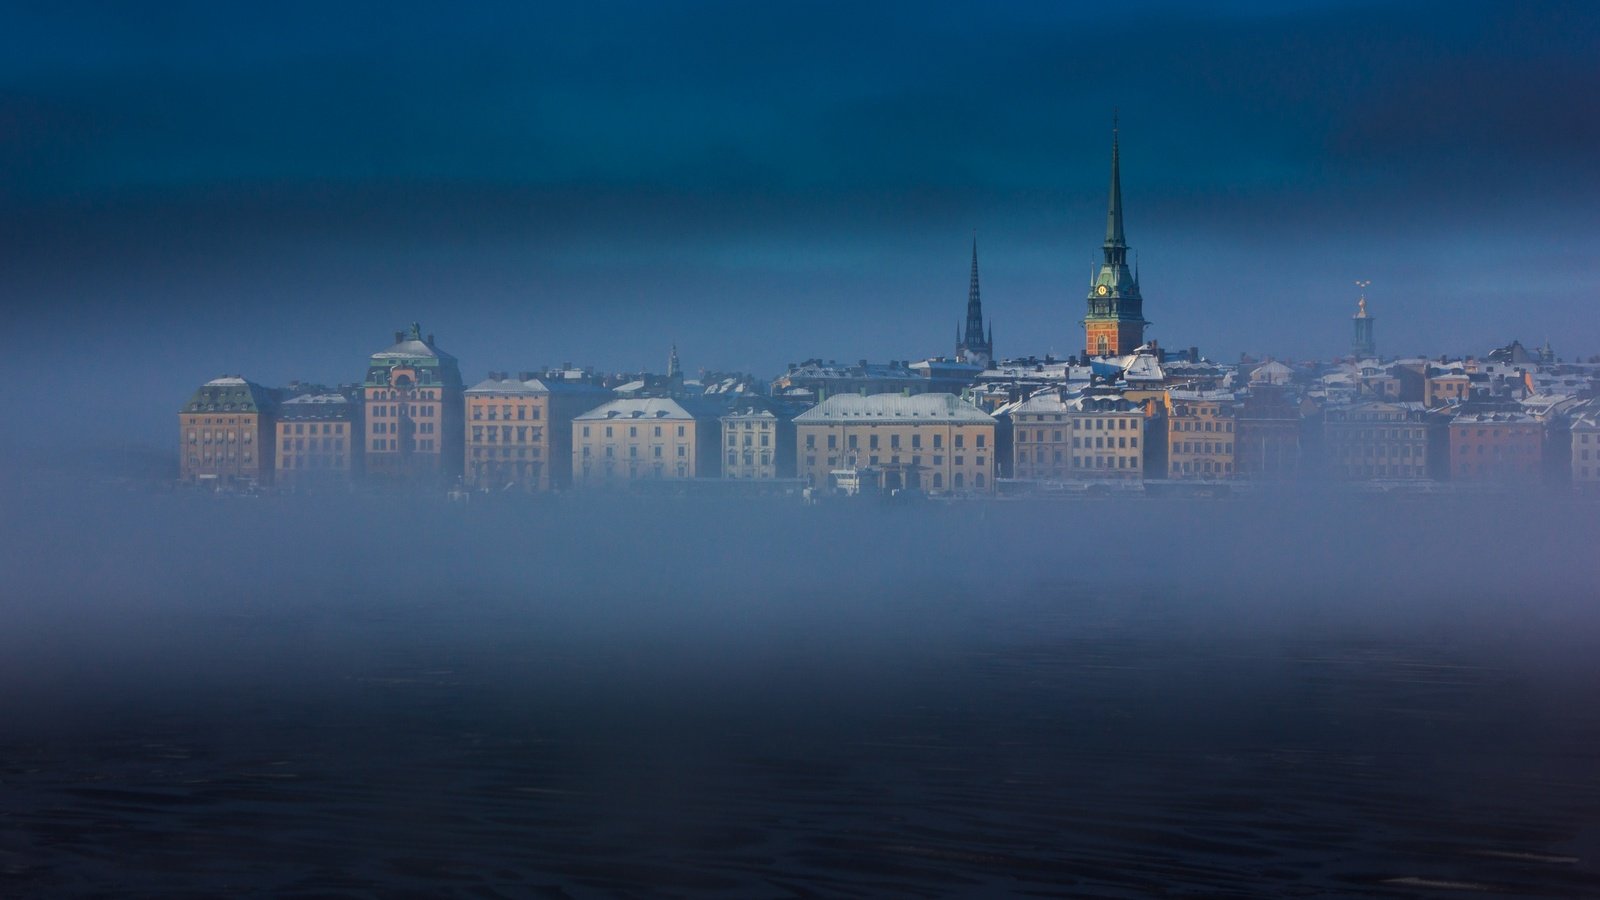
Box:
[794, 392, 994, 424]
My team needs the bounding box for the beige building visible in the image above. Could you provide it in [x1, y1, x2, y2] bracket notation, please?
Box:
[179, 376, 276, 488]
[466, 373, 612, 491]
[1165, 390, 1237, 479]
[1324, 400, 1441, 480]
[795, 393, 996, 494]
[1573, 406, 1600, 490]
[1011, 390, 1146, 481]
[721, 402, 798, 479]
[275, 392, 360, 489]
[572, 398, 721, 487]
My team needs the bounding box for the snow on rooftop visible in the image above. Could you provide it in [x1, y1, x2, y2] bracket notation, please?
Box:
[794, 392, 994, 424]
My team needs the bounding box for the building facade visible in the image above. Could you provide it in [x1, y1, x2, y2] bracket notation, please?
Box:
[1235, 385, 1302, 479]
[721, 402, 798, 480]
[1573, 407, 1600, 491]
[275, 391, 360, 489]
[465, 373, 612, 491]
[572, 398, 721, 487]
[362, 324, 464, 484]
[1165, 390, 1237, 479]
[795, 393, 997, 494]
[1082, 123, 1147, 358]
[1449, 411, 1543, 483]
[1323, 401, 1441, 480]
[179, 376, 276, 487]
[1012, 390, 1147, 481]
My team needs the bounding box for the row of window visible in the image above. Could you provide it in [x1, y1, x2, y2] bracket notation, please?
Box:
[369, 438, 438, 451]
[584, 445, 689, 459]
[188, 431, 254, 443]
[473, 447, 542, 459]
[470, 426, 545, 443]
[189, 451, 254, 464]
[1172, 419, 1234, 433]
[371, 404, 435, 418]
[471, 405, 542, 421]
[1173, 441, 1234, 456]
[282, 438, 344, 452]
[583, 425, 688, 439]
[283, 423, 345, 435]
[801, 432, 979, 451]
[281, 455, 345, 470]
[728, 434, 772, 447]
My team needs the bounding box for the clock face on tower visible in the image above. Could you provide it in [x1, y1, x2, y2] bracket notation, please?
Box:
[1096, 284, 1109, 296]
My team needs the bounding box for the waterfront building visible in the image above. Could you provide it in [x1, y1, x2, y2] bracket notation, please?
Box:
[1448, 410, 1543, 483]
[362, 324, 464, 483]
[1164, 390, 1237, 479]
[1235, 385, 1302, 479]
[465, 373, 612, 491]
[955, 239, 994, 369]
[721, 400, 800, 480]
[795, 393, 997, 494]
[572, 397, 722, 487]
[275, 391, 360, 489]
[1572, 405, 1600, 490]
[1012, 390, 1147, 481]
[1082, 121, 1147, 358]
[179, 376, 276, 487]
[1323, 401, 1442, 480]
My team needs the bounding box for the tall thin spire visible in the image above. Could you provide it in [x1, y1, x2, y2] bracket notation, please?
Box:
[957, 235, 992, 363]
[1105, 112, 1124, 248]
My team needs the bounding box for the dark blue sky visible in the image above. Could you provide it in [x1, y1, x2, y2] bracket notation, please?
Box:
[3, 1, 1598, 449]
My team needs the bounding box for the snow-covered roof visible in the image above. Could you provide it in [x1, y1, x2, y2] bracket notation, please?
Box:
[576, 397, 711, 421]
[794, 392, 995, 424]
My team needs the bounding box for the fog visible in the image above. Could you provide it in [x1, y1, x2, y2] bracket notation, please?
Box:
[3, 478, 1598, 894]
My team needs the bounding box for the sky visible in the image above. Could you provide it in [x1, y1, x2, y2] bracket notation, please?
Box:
[3, 0, 1598, 450]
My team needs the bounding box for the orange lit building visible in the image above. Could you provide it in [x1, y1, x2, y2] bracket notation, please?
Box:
[179, 376, 277, 488]
[362, 324, 464, 484]
[1449, 411, 1543, 483]
[275, 391, 361, 490]
[1164, 390, 1237, 479]
[465, 373, 612, 491]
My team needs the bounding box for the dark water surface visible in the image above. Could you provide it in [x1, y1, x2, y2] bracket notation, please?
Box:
[2, 489, 1598, 896]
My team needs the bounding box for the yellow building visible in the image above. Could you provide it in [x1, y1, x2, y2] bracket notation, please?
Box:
[466, 373, 612, 491]
[572, 397, 721, 487]
[1165, 390, 1237, 479]
[1011, 390, 1147, 481]
[795, 393, 996, 494]
[275, 392, 360, 489]
[179, 376, 276, 488]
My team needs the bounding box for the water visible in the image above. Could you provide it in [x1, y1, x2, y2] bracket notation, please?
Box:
[2, 488, 1598, 896]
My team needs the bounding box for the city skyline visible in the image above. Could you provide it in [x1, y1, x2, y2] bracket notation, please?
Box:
[4, 1, 1598, 453]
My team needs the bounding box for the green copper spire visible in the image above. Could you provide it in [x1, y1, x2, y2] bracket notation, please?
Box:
[1104, 113, 1124, 249]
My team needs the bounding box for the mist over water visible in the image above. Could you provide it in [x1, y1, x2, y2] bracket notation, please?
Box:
[3, 482, 1599, 895]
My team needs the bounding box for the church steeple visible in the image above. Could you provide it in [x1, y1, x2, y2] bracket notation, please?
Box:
[1082, 116, 1147, 358]
[1105, 114, 1125, 251]
[956, 235, 994, 367]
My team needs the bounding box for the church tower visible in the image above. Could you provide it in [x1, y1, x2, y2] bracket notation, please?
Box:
[1082, 120, 1147, 358]
[1351, 282, 1376, 359]
[955, 238, 994, 368]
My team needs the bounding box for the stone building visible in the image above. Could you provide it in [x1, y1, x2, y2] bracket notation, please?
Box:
[572, 397, 722, 487]
[362, 324, 464, 484]
[1164, 390, 1237, 479]
[795, 393, 997, 494]
[179, 376, 276, 488]
[465, 373, 612, 491]
[275, 391, 360, 489]
[1572, 405, 1600, 491]
[1235, 385, 1302, 479]
[1323, 401, 1443, 480]
[720, 400, 800, 480]
[1448, 410, 1543, 483]
[1012, 390, 1147, 481]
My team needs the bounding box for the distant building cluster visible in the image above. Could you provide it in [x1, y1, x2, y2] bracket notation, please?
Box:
[180, 129, 1600, 498]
